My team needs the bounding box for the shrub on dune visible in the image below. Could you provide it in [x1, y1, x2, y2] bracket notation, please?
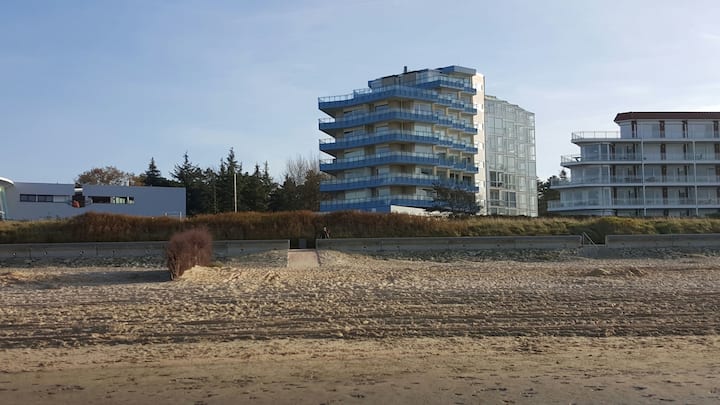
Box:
[165, 228, 213, 280]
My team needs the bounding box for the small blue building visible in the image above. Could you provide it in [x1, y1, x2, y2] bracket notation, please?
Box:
[0, 177, 185, 220]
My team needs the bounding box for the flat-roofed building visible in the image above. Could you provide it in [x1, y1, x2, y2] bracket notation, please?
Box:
[0, 178, 185, 220]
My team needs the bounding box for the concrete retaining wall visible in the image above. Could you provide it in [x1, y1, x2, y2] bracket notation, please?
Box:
[0, 240, 289, 260]
[5, 234, 720, 260]
[605, 234, 720, 249]
[317, 236, 583, 253]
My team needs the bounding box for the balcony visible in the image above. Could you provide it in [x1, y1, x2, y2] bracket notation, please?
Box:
[319, 108, 477, 135]
[320, 152, 478, 173]
[319, 130, 478, 154]
[548, 197, 720, 211]
[561, 154, 643, 164]
[318, 85, 476, 114]
[561, 153, 720, 168]
[413, 76, 476, 94]
[571, 130, 720, 144]
[551, 175, 720, 188]
[647, 154, 720, 163]
[571, 131, 621, 141]
[320, 174, 479, 192]
[320, 194, 437, 212]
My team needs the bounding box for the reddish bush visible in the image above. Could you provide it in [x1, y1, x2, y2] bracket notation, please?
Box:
[165, 228, 213, 280]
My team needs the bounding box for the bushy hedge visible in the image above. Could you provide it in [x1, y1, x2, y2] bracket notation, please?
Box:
[165, 228, 213, 280]
[3, 211, 720, 244]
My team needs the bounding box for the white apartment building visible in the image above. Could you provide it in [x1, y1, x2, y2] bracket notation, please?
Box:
[549, 112, 720, 217]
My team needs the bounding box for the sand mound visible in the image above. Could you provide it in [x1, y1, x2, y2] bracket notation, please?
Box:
[586, 266, 646, 278]
[0, 271, 61, 286]
[587, 268, 611, 277]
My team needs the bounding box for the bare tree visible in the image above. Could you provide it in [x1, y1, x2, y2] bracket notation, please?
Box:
[283, 153, 320, 185]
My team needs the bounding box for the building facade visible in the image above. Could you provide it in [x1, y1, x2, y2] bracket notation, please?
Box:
[0, 177, 12, 220]
[318, 65, 537, 216]
[549, 112, 720, 217]
[0, 179, 186, 220]
[484, 96, 537, 216]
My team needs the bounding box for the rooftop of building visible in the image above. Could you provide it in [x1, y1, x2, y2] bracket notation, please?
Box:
[615, 112, 720, 122]
[374, 65, 477, 81]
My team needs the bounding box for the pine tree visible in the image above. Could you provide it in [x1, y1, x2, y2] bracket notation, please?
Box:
[143, 158, 171, 187]
[171, 152, 204, 215]
[269, 175, 300, 211]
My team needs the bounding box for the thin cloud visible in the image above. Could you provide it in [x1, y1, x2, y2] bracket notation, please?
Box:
[699, 32, 720, 42]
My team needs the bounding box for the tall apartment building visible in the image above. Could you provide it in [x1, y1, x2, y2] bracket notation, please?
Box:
[318, 65, 537, 216]
[549, 112, 720, 217]
[484, 96, 537, 216]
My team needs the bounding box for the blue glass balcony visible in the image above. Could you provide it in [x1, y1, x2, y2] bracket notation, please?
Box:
[319, 174, 479, 192]
[414, 76, 476, 94]
[320, 152, 479, 173]
[319, 85, 476, 114]
[319, 195, 437, 212]
[319, 109, 477, 135]
[319, 130, 478, 154]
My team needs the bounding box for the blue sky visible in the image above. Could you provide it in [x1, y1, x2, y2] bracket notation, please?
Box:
[2, 0, 719, 184]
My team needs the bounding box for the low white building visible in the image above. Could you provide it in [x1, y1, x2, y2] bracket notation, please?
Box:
[0, 178, 185, 220]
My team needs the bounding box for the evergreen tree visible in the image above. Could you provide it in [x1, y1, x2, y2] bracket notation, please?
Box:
[537, 175, 561, 217]
[216, 149, 243, 212]
[203, 167, 220, 214]
[171, 152, 205, 216]
[143, 157, 171, 187]
[242, 164, 265, 211]
[427, 183, 481, 216]
[269, 175, 301, 211]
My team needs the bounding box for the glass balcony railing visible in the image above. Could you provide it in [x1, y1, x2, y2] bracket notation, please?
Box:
[412, 76, 476, 94]
[572, 130, 720, 142]
[320, 152, 478, 173]
[319, 108, 477, 134]
[563, 153, 720, 164]
[368, 74, 476, 94]
[571, 131, 621, 140]
[551, 175, 720, 187]
[548, 197, 720, 210]
[320, 194, 437, 212]
[561, 154, 644, 163]
[319, 130, 478, 153]
[320, 174, 478, 192]
[318, 85, 476, 113]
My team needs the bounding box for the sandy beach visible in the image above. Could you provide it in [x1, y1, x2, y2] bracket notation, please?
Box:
[1, 250, 720, 404]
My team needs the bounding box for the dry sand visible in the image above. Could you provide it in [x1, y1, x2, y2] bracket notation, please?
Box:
[1, 250, 720, 404]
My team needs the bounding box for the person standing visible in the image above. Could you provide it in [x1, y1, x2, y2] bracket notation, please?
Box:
[321, 226, 331, 239]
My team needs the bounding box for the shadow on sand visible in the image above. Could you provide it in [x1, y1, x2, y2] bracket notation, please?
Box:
[2, 269, 172, 287]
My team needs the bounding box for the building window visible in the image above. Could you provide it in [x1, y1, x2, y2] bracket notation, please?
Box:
[37, 195, 53, 202]
[90, 196, 111, 204]
[19, 194, 37, 202]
